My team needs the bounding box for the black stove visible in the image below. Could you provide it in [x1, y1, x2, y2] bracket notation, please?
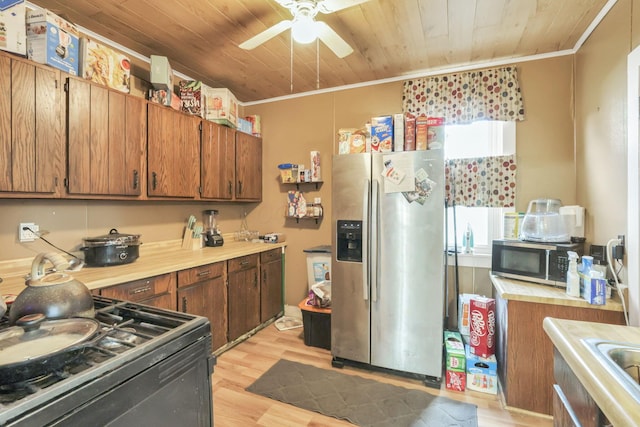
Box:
[0, 296, 214, 426]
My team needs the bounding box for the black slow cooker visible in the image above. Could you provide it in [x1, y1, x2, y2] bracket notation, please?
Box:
[81, 228, 142, 267]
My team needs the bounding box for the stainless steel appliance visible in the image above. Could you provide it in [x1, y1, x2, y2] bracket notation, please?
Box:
[331, 150, 445, 384]
[491, 239, 585, 287]
[0, 296, 214, 426]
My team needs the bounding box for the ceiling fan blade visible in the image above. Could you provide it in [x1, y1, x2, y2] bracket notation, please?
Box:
[318, 0, 370, 13]
[239, 20, 293, 50]
[315, 21, 353, 58]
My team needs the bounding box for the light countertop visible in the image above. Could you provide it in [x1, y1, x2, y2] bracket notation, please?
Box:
[491, 274, 625, 312]
[0, 237, 287, 296]
[543, 317, 640, 426]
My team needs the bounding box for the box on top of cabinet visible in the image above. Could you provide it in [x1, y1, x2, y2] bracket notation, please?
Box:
[79, 37, 131, 93]
[150, 55, 173, 91]
[204, 87, 238, 128]
[26, 8, 79, 76]
[0, 0, 26, 55]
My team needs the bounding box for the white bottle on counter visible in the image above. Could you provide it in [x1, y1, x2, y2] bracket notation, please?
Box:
[566, 251, 580, 297]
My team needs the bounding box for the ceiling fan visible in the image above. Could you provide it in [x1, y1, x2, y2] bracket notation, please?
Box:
[239, 0, 370, 58]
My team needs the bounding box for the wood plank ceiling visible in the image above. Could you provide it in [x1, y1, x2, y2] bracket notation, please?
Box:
[27, 0, 609, 103]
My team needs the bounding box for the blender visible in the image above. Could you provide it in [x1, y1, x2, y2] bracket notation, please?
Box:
[203, 209, 224, 247]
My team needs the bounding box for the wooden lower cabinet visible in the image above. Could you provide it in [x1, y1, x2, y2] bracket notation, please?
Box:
[99, 272, 176, 310]
[496, 297, 625, 415]
[260, 248, 283, 323]
[228, 254, 260, 342]
[177, 262, 227, 352]
[552, 349, 608, 426]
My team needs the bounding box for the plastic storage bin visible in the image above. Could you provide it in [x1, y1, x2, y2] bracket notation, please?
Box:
[298, 298, 331, 350]
[304, 245, 331, 290]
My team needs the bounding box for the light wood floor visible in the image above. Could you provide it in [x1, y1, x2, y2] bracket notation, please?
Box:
[212, 323, 553, 426]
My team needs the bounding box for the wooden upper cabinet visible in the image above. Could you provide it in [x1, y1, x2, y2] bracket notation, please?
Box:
[147, 104, 200, 198]
[0, 54, 63, 195]
[201, 120, 235, 200]
[66, 77, 145, 196]
[235, 132, 262, 201]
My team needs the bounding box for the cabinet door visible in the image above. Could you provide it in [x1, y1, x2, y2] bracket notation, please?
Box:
[67, 78, 145, 196]
[228, 255, 260, 341]
[235, 132, 262, 201]
[261, 249, 283, 323]
[201, 120, 234, 199]
[0, 56, 63, 195]
[147, 104, 199, 198]
[177, 262, 228, 352]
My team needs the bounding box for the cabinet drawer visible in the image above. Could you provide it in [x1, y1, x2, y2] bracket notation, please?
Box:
[177, 262, 225, 288]
[101, 273, 175, 302]
[228, 254, 259, 272]
[260, 248, 282, 264]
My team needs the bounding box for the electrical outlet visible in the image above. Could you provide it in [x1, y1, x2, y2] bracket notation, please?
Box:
[19, 223, 39, 242]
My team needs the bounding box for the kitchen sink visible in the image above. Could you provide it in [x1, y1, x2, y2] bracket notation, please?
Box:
[582, 338, 640, 402]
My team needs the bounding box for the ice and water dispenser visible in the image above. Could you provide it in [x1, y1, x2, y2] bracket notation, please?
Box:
[336, 220, 363, 263]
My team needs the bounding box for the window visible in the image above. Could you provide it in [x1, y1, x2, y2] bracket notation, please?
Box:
[445, 121, 516, 256]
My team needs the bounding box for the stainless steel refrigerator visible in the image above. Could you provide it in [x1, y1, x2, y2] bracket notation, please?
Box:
[331, 150, 445, 382]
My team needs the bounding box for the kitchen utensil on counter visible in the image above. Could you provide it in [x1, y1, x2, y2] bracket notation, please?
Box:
[203, 209, 224, 247]
[9, 252, 95, 324]
[519, 198, 570, 242]
[0, 313, 102, 384]
[81, 228, 142, 267]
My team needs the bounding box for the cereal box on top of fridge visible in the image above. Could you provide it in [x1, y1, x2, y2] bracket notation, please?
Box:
[26, 8, 79, 75]
[415, 114, 429, 150]
[393, 113, 404, 152]
[0, 0, 26, 55]
[370, 115, 393, 152]
[469, 296, 496, 358]
[427, 117, 445, 149]
[404, 112, 416, 151]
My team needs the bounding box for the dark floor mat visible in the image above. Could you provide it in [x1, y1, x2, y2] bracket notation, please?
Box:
[246, 359, 477, 427]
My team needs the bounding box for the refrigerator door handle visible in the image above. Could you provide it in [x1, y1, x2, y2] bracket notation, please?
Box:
[371, 178, 379, 302]
[362, 178, 370, 301]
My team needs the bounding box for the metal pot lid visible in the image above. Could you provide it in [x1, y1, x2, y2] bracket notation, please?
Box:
[0, 314, 100, 366]
[83, 228, 141, 247]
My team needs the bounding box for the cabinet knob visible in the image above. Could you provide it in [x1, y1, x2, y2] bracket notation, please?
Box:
[238, 180, 243, 195]
[152, 172, 158, 190]
[228, 181, 232, 196]
[133, 170, 139, 190]
[182, 296, 188, 313]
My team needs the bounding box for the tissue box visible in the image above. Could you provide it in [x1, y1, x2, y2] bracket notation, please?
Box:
[80, 38, 131, 93]
[26, 8, 79, 75]
[469, 296, 496, 358]
[466, 345, 498, 394]
[444, 330, 465, 372]
[582, 276, 607, 305]
[0, 0, 26, 55]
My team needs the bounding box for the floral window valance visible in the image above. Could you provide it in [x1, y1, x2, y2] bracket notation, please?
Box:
[402, 66, 525, 124]
[445, 155, 517, 208]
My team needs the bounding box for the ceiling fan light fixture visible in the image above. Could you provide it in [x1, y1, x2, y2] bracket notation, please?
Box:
[291, 16, 317, 44]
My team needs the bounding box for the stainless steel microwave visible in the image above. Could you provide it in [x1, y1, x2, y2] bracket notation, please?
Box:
[491, 239, 584, 287]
